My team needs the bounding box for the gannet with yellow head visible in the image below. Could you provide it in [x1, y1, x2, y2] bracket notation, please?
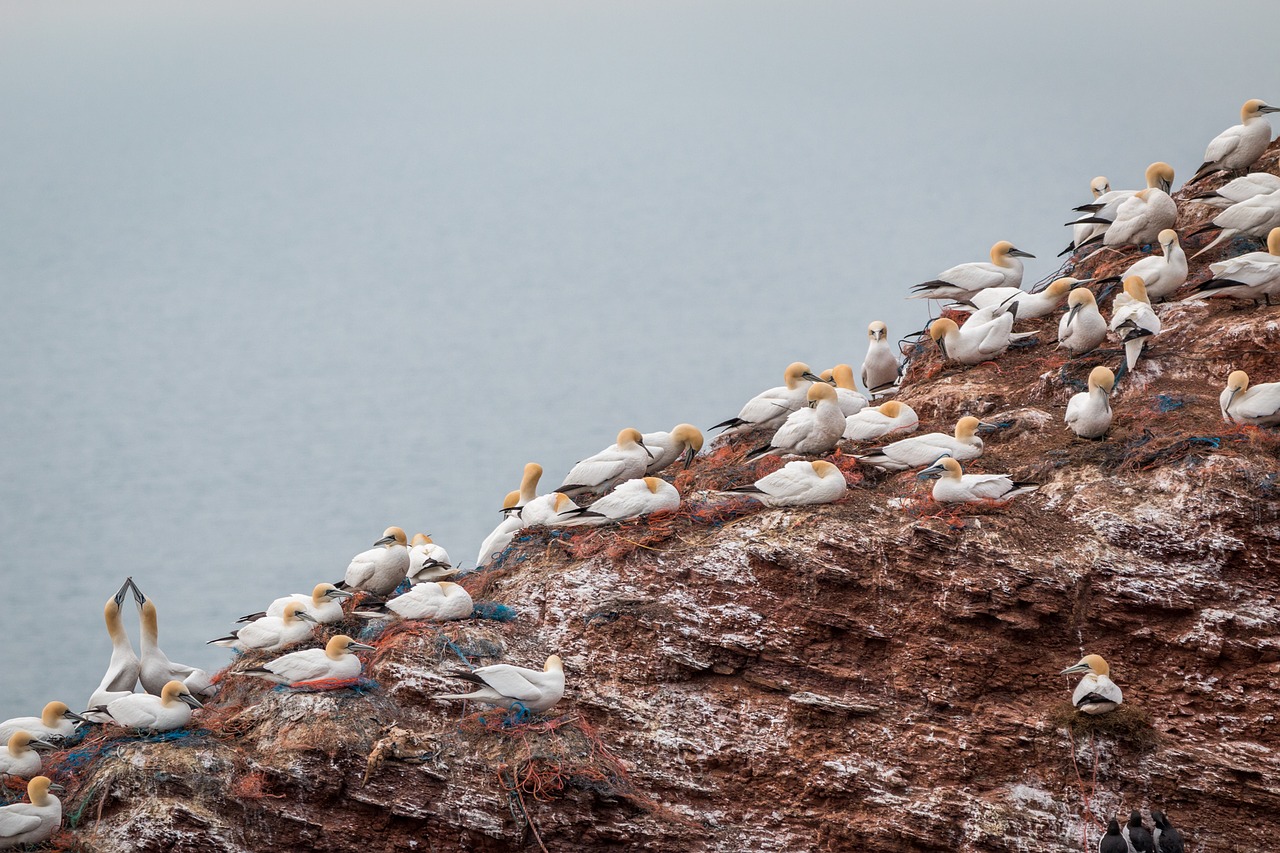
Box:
[842, 399, 919, 442]
[557, 476, 681, 526]
[710, 362, 825, 432]
[476, 483, 528, 568]
[408, 533, 456, 583]
[1057, 288, 1107, 355]
[1069, 163, 1175, 252]
[342, 526, 410, 597]
[1220, 370, 1280, 426]
[746, 383, 846, 460]
[641, 424, 705, 473]
[236, 582, 354, 625]
[908, 241, 1035, 301]
[926, 305, 1033, 365]
[241, 634, 375, 686]
[558, 428, 653, 495]
[861, 321, 900, 395]
[1060, 654, 1123, 715]
[84, 578, 142, 722]
[1192, 99, 1280, 182]
[436, 654, 566, 713]
[824, 364, 869, 416]
[356, 579, 474, 622]
[209, 601, 318, 652]
[1065, 366, 1115, 439]
[103, 680, 203, 731]
[519, 491, 594, 528]
[0, 776, 65, 848]
[728, 459, 847, 507]
[1109, 276, 1161, 370]
[1186, 227, 1280, 303]
[0, 702, 85, 744]
[963, 277, 1081, 320]
[130, 579, 216, 698]
[1061, 176, 1112, 256]
[855, 415, 991, 471]
[0, 731, 58, 778]
[916, 456, 1039, 503]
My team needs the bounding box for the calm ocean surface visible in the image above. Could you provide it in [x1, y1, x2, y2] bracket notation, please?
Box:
[1, 1, 1274, 718]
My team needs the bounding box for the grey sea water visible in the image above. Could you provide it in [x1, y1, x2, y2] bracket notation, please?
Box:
[1, 0, 1275, 718]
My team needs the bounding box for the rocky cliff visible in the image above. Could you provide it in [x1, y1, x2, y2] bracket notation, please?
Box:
[34, 150, 1280, 852]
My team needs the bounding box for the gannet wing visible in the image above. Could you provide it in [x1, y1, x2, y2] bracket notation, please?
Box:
[938, 262, 1005, 291]
[1235, 385, 1280, 421]
[1202, 126, 1244, 167]
[474, 665, 543, 701]
[0, 809, 43, 838]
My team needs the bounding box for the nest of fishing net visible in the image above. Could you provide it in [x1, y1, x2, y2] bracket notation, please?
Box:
[1050, 702, 1159, 751]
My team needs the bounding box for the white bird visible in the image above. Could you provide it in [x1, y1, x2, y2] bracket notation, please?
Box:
[916, 456, 1039, 504]
[559, 428, 654, 494]
[1097, 229, 1186, 301]
[0, 776, 63, 849]
[1220, 370, 1280, 426]
[1060, 654, 1123, 715]
[1066, 366, 1115, 439]
[861, 321, 900, 395]
[0, 703, 84, 744]
[241, 635, 375, 686]
[1191, 99, 1280, 183]
[961, 277, 1078, 320]
[726, 460, 847, 507]
[711, 362, 824, 432]
[209, 602, 318, 652]
[928, 311, 1032, 365]
[1070, 163, 1175, 251]
[356, 581, 474, 621]
[476, 488, 525, 568]
[1191, 189, 1280, 258]
[103, 680, 202, 732]
[747, 383, 847, 459]
[640, 424, 704, 473]
[236, 582, 354, 625]
[1103, 187, 1178, 247]
[1057, 288, 1108, 356]
[842, 400, 919, 442]
[1185, 226, 1280, 304]
[820, 365, 868, 416]
[131, 580, 216, 698]
[856, 416, 988, 471]
[84, 578, 142, 723]
[1190, 172, 1280, 208]
[0, 732, 57, 779]
[407, 533, 456, 583]
[557, 477, 681, 525]
[520, 491, 594, 528]
[908, 241, 1034, 301]
[1109, 276, 1162, 371]
[342, 526, 411, 597]
[436, 654, 565, 713]
[1060, 176, 1111, 256]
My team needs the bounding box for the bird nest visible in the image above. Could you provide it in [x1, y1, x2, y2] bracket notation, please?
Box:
[1050, 702, 1159, 751]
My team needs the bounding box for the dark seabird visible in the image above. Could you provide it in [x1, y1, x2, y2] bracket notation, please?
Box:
[1126, 810, 1155, 853]
[1151, 811, 1184, 853]
[1099, 818, 1128, 853]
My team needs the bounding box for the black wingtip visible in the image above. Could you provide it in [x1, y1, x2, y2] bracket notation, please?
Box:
[235, 611, 268, 624]
[710, 418, 745, 431]
[726, 484, 765, 494]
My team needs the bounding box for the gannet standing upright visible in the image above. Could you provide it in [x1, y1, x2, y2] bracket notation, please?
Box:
[1061, 654, 1123, 714]
[861, 321, 900, 394]
[84, 578, 142, 721]
[1191, 99, 1280, 182]
[1220, 370, 1280, 425]
[558, 428, 653, 494]
[1102, 230, 1187, 301]
[908, 241, 1034, 301]
[342, 527, 410, 597]
[1066, 366, 1115, 439]
[0, 777, 63, 849]
[1057, 289, 1107, 356]
[131, 580, 216, 698]
[436, 655, 566, 713]
[710, 362, 824, 432]
[728, 460, 847, 507]
[747, 383, 846, 459]
[1109, 277, 1162, 370]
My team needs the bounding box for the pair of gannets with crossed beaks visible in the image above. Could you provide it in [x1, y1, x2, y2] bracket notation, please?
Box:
[558, 428, 654, 495]
[209, 602, 318, 652]
[84, 578, 143, 722]
[916, 456, 1039, 504]
[0, 776, 64, 849]
[855, 416, 991, 471]
[726, 460, 847, 507]
[1066, 367, 1115, 439]
[436, 654, 565, 713]
[908, 241, 1035, 302]
[0, 732, 59, 778]
[1061, 654, 1123, 715]
[240, 635, 376, 686]
[711, 362, 825, 433]
[127, 579, 217, 698]
[340, 526, 410, 597]
[0, 703, 85, 744]
[1220, 370, 1280, 426]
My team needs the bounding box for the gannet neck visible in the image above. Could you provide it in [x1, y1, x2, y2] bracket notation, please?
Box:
[954, 416, 980, 440]
[553, 493, 572, 513]
[832, 364, 856, 390]
[783, 362, 813, 390]
[104, 598, 129, 646]
[140, 599, 159, 649]
[1045, 278, 1074, 297]
[27, 776, 53, 808]
[519, 463, 542, 503]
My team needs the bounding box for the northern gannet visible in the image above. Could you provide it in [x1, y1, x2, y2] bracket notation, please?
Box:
[908, 241, 1034, 301]
[436, 654, 565, 713]
[1066, 366, 1115, 439]
[641, 424, 704, 473]
[855, 416, 988, 471]
[242, 635, 375, 686]
[961, 277, 1077, 320]
[476, 489, 524, 568]
[84, 578, 141, 722]
[928, 311, 1033, 365]
[1060, 176, 1111, 256]
[558, 428, 653, 494]
[236, 582, 354, 625]
[209, 602, 318, 652]
[710, 362, 824, 432]
[0, 777, 63, 849]
[822, 365, 868, 416]
[1125, 811, 1155, 853]
[557, 476, 680, 524]
[1109, 277, 1161, 370]
[1220, 370, 1280, 425]
[408, 533, 457, 583]
[1071, 163, 1175, 251]
[1099, 819, 1127, 853]
[102, 681, 202, 732]
[0, 732, 57, 778]
[916, 456, 1038, 503]
[727, 460, 847, 507]
[1191, 192, 1280, 258]
[1151, 811, 1184, 853]
[0, 703, 84, 744]
[520, 491, 594, 528]
[1102, 187, 1178, 247]
[861, 321, 900, 395]
[342, 526, 410, 597]
[131, 580, 216, 698]
[746, 383, 846, 459]
[1190, 172, 1280, 208]
[842, 400, 919, 442]
[356, 580, 474, 621]
[1057, 288, 1108, 355]
[1191, 99, 1280, 182]
[1061, 654, 1123, 714]
[1184, 226, 1280, 304]
[1098, 230, 1186, 301]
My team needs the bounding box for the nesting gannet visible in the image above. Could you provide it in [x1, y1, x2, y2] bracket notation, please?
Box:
[1191, 192, 1280, 258]
[1099, 819, 1127, 853]
[823, 365, 869, 415]
[520, 491, 594, 528]
[1125, 811, 1155, 853]
[861, 321, 900, 394]
[476, 489, 524, 567]
[356, 581, 474, 621]
[916, 456, 1038, 503]
[0, 703, 85, 744]
[557, 477, 680, 525]
[84, 578, 141, 722]
[342, 526, 410, 596]
[102, 681, 202, 732]
[242, 635, 375, 686]
[209, 602, 318, 652]
[1061, 654, 1123, 714]
[131, 580, 216, 698]
[1220, 370, 1280, 425]
[1109, 277, 1162, 370]
[436, 655, 565, 713]
[237, 582, 354, 625]
[710, 362, 824, 432]
[408, 533, 457, 583]
[928, 310, 1033, 365]
[1098, 230, 1187, 301]
[1190, 172, 1280, 207]
[843, 400, 919, 442]
[908, 241, 1034, 301]
[1191, 99, 1280, 182]
[727, 460, 847, 507]
[1151, 811, 1184, 853]
[1185, 226, 1280, 304]
[1071, 163, 1176, 251]
[961, 277, 1077, 320]
[855, 416, 988, 471]
[559, 428, 653, 494]
[0, 732, 57, 778]
[1066, 367, 1115, 439]
[1061, 176, 1113, 256]
[1102, 187, 1178, 247]
[641, 424, 704, 473]
[1057, 289, 1108, 356]
[0, 777, 63, 849]
[746, 383, 846, 459]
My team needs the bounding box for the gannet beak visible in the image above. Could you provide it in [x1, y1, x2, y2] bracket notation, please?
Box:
[1059, 663, 1092, 675]
[638, 439, 654, 460]
[976, 421, 1001, 434]
[113, 577, 133, 607]
[1227, 387, 1241, 407]
[801, 371, 824, 383]
[1071, 278, 1094, 286]
[350, 642, 377, 652]
[63, 710, 89, 723]
[373, 535, 396, 546]
[326, 588, 355, 599]
[48, 782, 66, 793]
[1066, 303, 1082, 326]
[936, 338, 949, 360]
[29, 738, 58, 752]
[180, 694, 204, 710]
[1009, 248, 1036, 259]
[682, 445, 697, 469]
[296, 611, 319, 623]
[127, 578, 147, 606]
[916, 465, 945, 481]
[1258, 105, 1280, 115]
